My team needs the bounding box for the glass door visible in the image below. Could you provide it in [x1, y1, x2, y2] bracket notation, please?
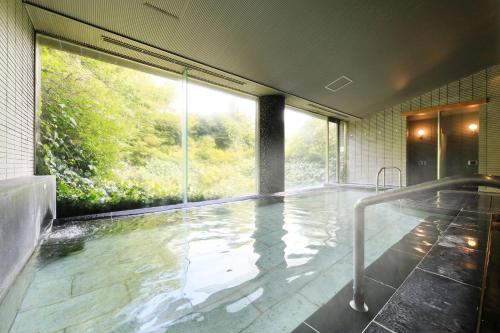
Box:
[439, 108, 479, 178]
[406, 113, 438, 186]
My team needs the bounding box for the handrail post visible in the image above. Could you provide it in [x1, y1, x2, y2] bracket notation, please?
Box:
[376, 167, 385, 193]
[376, 166, 402, 192]
[350, 203, 369, 312]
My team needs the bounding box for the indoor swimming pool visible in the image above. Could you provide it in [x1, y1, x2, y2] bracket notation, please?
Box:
[1, 188, 427, 333]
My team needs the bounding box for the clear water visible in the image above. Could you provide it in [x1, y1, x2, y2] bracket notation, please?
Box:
[3, 188, 424, 333]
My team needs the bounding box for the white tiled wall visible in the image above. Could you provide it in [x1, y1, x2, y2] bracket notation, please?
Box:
[346, 64, 500, 186]
[0, 0, 35, 180]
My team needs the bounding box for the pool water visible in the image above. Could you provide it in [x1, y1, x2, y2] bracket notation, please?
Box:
[2, 188, 425, 333]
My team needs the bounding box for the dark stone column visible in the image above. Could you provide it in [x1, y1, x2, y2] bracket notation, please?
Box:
[258, 95, 285, 194]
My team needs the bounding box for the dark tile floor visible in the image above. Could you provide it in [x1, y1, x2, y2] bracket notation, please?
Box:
[480, 218, 500, 332]
[418, 244, 484, 286]
[294, 277, 395, 333]
[375, 269, 480, 333]
[365, 249, 421, 289]
[292, 191, 494, 333]
[363, 322, 390, 333]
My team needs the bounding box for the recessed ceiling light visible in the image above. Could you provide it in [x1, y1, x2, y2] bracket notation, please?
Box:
[325, 75, 353, 93]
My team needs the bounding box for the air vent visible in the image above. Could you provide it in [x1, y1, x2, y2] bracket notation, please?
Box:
[307, 103, 347, 118]
[325, 75, 352, 92]
[101, 35, 245, 86]
[189, 74, 254, 96]
[143, 2, 180, 20]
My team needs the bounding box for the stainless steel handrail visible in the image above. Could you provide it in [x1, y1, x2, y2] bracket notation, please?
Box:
[350, 174, 500, 312]
[376, 166, 402, 193]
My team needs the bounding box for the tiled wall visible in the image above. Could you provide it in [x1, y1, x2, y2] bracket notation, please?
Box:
[483, 65, 500, 177]
[346, 64, 500, 186]
[0, 0, 35, 180]
[346, 104, 406, 186]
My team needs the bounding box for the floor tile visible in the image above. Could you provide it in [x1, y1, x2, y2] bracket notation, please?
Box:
[169, 298, 262, 333]
[415, 220, 447, 236]
[293, 322, 319, 333]
[298, 254, 353, 306]
[241, 293, 317, 333]
[479, 228, 500, 332]
[253, 242, 286, 270]
[363, 322, 390, 333]
[439, 226, 487, 252]
[463, 195, 491, 212]
[403, 200, 460, 217]
[421, 214, 455, 227]
[0, 260, 37, 333]
[419, 244, 484, 287]
[236, 269, 296, 313]
[71, 256, 164, 296]
[451, 211, 491, 233]
[390, 219, 443, 258]
[301, 278, 395, 333]
[20, 276, 72, 311]
[375, 268, 480, 333]
[10, 284, 130, 333]
[365, 248, 421, 289]
[391, 231, 435, 258]
[64, 310, 138, 333]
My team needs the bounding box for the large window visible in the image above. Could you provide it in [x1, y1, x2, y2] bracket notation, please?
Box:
[38, 47, 184, 217]
[187, 81, 256, 201]
[285, 108, 327, 189]
[328, 120, 339, 183]
[38, 45, 257, 217]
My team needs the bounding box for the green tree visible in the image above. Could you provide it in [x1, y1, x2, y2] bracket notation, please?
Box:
[285, 117, 327, 188]
[37, 47, 256, 217]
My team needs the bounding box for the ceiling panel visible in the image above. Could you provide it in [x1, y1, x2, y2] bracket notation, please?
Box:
[25, 0, 499, 117]
[28, 5, 357, 121]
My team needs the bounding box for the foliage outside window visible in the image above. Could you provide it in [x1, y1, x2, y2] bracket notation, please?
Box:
[38, 46, 257, 217]
[187, 81, 256, 201]
[285, 108, 327, 189]
[328, 121, 339, 183]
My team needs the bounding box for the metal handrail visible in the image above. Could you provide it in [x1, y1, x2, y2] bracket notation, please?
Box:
[350, 174, 500, 312]
[376, 166, 402, 193]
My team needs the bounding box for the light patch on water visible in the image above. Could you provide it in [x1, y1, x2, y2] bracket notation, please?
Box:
[245, 288, 263, 303]
[225, 296, 253, 313]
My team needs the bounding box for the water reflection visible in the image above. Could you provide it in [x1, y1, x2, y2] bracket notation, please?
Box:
[7, 189, 424, 333]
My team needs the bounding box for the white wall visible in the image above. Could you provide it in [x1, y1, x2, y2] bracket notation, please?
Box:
[346, 64, 500, 186]
[0, 0, 35, 180]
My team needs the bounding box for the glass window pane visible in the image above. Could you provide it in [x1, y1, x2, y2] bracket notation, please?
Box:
[38, 46, 183, 217]
[187, 80, 257, 201]
[338, 121, 347, 183]
[328, 121, 338, 182]
[406, 114, 437, 185]
[285, 108, 327, 189]
[439, 109, 479, 178]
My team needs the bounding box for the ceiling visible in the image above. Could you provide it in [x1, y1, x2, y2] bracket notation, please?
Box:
[25, 0, 499, 118]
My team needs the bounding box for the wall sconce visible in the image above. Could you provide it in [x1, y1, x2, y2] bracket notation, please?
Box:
[417, 129, 425, 140]
[468, 123, 478, 134]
